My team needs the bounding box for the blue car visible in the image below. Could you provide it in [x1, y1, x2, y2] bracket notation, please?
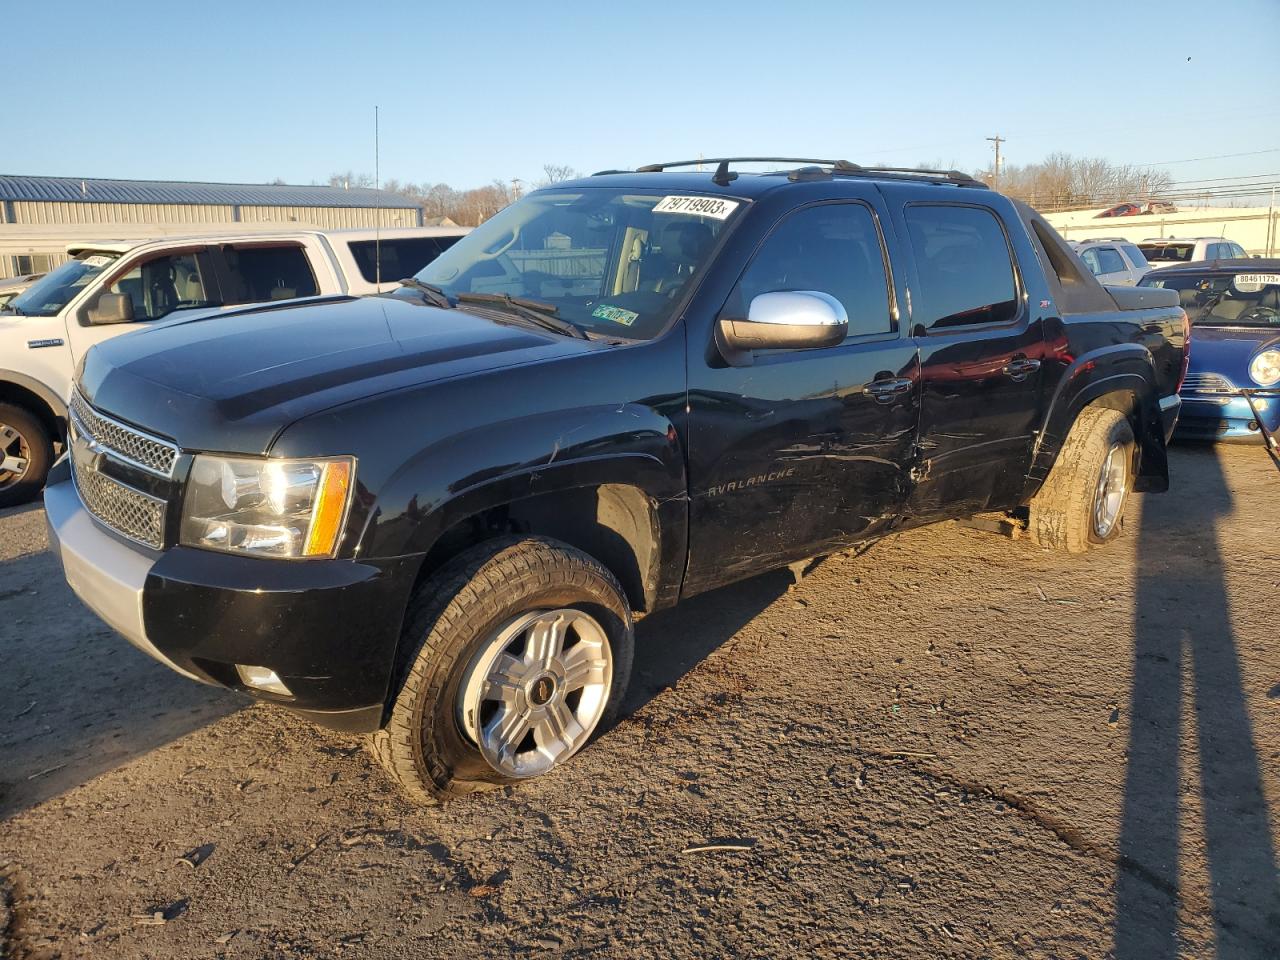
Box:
[1138, 258, 1280, 444]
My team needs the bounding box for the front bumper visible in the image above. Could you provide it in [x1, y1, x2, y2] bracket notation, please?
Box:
[44, 467, 420, 732]
[1176, 393, 1279, 445]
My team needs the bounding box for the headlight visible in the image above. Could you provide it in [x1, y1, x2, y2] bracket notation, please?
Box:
[180, 455, 355, 559]
[1250, 350, 1280, 387]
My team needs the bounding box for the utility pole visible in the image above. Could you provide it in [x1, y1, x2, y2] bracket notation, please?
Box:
[986, 135, 1005, 186]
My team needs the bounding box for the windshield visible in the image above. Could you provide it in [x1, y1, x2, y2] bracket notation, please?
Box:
[7, 253, 120, 316]
[415, 188, 743, 340]
[1139, 243, 1193, 263]
[1141, 271, 1280, 328]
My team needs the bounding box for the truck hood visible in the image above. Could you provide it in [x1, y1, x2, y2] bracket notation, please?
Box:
[1187, 324, 1280, 382]
[78, 296, 597, 455]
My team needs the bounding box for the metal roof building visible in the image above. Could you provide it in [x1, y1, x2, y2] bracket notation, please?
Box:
[0, 175, 424, 278]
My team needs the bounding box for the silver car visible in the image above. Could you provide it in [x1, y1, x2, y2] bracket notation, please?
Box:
[1070, 239, 1151, 286]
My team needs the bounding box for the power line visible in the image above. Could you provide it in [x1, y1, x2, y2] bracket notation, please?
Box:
[1136, 147, 1280, 166]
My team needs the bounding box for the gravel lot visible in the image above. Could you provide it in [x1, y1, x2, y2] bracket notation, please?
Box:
[2, 444, 1278, 959]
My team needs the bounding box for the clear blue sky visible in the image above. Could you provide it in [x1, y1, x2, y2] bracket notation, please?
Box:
[10, 0, 1279, 191]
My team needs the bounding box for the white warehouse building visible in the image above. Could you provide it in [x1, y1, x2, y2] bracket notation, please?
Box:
[0, 175, 424, 279]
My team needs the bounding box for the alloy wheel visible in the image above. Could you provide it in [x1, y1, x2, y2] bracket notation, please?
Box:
[457, 608, 613, 778]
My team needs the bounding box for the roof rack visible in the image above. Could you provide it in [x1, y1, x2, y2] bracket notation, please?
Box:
[600, 157, 988, 189]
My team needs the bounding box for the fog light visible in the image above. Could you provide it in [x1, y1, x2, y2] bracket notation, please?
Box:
[235, 664, 292, 696]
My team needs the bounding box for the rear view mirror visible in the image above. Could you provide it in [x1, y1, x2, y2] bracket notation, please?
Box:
[88, 292, 135, 325]
[717, 291, 848, 366]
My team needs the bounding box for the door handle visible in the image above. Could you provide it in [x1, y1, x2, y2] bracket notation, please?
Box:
[1002, 357, 1041, 381]
[864, 377, 913, 404]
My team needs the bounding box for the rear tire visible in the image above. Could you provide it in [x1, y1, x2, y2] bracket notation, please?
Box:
[1028, 406, 1135, 553]
[0, 404, 52, 509]
[370, 536, 634, 804]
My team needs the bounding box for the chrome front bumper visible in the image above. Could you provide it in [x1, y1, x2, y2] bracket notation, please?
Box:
[44, 470, 201, 681]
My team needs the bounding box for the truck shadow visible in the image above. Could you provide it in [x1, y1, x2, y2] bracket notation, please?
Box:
[1115, 444, 1280, 956]
[0, 544, 240, 820]
[615, 569, 793, 723]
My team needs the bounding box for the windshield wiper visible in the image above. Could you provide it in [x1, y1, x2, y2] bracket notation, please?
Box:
[456, 292, 589, 340]
[399, 277, 454, 309]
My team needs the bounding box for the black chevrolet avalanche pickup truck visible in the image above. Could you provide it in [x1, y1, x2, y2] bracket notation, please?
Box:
[44, 158, 1187, 803]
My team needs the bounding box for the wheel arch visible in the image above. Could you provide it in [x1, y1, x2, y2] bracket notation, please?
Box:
[1027, 344, 1169, 499]
[0, 370, 66, 445]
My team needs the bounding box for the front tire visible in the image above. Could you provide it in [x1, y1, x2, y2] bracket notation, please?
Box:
[1028, 406, 1135, 553]
[0, 404, 52, 509]
[370, 537, 634, 804]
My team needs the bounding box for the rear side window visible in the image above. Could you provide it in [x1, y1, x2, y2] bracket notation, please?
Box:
[1122, 244, 1149, 270]
[1094, 247, 1127, 274]
[904, 205, 1018, 329]
[220, 245, 318, 304]
[348, 236, 461, 283]
[731, 202, 892, 339]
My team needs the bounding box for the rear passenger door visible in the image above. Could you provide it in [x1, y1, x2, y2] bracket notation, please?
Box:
[894, 201, 1048, 520]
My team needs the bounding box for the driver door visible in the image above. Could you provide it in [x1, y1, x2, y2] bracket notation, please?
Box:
[684, 198, 920, 595]
[67, 247, 218, 364]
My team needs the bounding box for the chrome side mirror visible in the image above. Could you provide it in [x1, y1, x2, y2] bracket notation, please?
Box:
[717, 291, 848, 366]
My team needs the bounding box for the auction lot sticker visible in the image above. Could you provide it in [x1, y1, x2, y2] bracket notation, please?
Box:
[652, 195, 739, 220]
[1232, 274, 1280, 292]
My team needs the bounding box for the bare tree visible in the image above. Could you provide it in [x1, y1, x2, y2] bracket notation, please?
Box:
[975, 153, 1172, 211]
[539, 163, 581, 186]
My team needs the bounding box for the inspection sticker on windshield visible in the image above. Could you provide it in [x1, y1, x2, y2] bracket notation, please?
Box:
[592, 304, 639, 326]
[1232, 274, 1280, 292]
[652, 195, 739, 220]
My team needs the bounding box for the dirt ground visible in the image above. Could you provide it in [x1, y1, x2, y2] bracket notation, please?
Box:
[1, 444, 1278, 959]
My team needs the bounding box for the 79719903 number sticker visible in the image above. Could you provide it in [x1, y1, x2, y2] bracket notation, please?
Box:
[652, 195, 739, 220]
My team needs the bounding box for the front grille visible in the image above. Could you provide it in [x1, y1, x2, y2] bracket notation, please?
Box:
[70, 390, 178, 477]
[71, 451, 167, 548]
[1181, 372, 1235, 395]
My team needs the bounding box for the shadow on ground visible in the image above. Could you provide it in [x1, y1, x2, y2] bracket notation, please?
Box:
[618, 568, 793, 721]
[0, 541, 240, 819]
[1116, 443, 1280, 956]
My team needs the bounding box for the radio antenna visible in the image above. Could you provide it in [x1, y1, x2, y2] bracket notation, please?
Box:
[374, 104, 381, 290]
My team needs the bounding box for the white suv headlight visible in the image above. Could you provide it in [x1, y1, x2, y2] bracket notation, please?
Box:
[1249, 350, 1280, 387]
[180, 455, 355, 558]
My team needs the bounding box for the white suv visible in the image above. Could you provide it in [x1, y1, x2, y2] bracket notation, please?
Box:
[1070, 238, 1152, 286]
[0, 226, 467, 505]
[1138, 237, 1248, 271]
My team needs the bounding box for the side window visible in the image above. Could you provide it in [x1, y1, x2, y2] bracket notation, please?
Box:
[904, 205, 1019, 329]
[221, 245, 319, 304]
[1231, 243, 1247, 259]
[108, 252, 211, 321]
[1122, 244, 1149, 270]
[1079, 248, 1103, 275]
[1095, 247, 1127, 274]
[731, 203, 892, 339]
[348, 237, 459, 283]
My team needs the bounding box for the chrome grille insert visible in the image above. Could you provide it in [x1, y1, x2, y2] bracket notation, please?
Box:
[70, 450, 167, 548]
[69, 390, 178, 478]
[1181, 373, 1235, 395]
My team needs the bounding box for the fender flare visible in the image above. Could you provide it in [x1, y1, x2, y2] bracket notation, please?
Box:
[1029, 344, 1169, 496]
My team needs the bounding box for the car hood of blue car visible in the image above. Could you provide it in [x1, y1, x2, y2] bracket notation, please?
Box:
[1187, 324, 1280, 384]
